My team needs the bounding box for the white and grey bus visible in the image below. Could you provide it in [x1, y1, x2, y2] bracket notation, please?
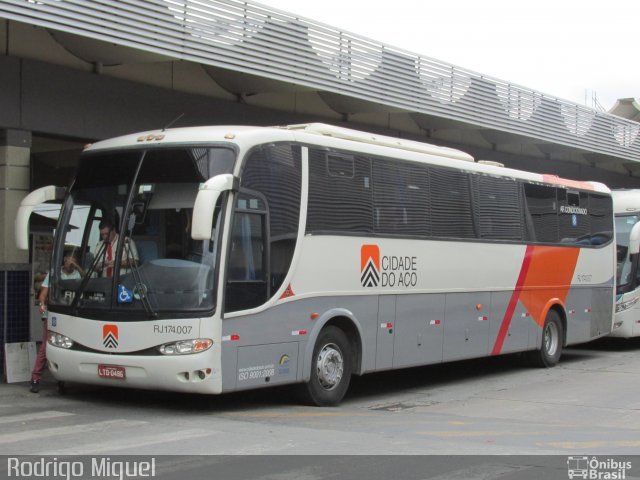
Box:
[611, 189, 640, 337]
[16, 123, 615, 405]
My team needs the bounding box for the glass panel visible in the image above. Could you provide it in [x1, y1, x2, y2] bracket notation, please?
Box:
[227, 212, 265, 282]
[429, 168, 475, 239]
[49, 147, 234, 319]
[589, 193, 613, 246]
[241, 145, 301, 293]
[225, 195, 268, 313]
[307, 150, 373, 234]
[615, 214, 639, 287]
[327, 154, 355, 178]
[373, 158, 430, 237]
[524, 184, 558, 243]
[474, 175, 523, 241]
[558, 190, 590, 244]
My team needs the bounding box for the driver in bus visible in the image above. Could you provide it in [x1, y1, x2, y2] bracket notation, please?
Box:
[94, 220, 139, 278]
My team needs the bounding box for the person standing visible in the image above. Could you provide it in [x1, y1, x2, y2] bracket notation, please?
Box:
[30, 251, 84, 393]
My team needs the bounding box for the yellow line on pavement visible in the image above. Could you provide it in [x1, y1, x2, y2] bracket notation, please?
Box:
[226, 410, 369, 418]
[538, 440, 640, 449]
[416, 430, 540, 437]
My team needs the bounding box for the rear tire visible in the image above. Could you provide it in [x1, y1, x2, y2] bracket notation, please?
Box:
[299, 326, 352, 407]
[527, 310, 563, 367]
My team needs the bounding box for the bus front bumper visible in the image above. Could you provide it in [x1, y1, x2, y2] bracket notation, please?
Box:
[46, 345, 222, 394]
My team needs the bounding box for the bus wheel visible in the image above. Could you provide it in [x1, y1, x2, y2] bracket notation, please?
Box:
[527, 310, 563, 368]
[300, 326, 352, 407]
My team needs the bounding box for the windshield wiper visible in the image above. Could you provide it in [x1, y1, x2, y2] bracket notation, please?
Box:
[124, 238, 158, 319]
[121, 210, 158, 319]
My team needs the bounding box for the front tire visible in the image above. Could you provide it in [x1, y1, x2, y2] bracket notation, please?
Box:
[527, 310, 563, 367]
[299, 326, 352, 406]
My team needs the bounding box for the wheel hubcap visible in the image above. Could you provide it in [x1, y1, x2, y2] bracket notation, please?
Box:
[544, 322, 559, 357]
[316, 343, 344, 391]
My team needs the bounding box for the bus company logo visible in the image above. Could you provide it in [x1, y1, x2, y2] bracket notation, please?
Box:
[360, 244, 418, 288]
[361, 245, 381, 287]
[103, 324, 119, 348]
[567, 456, 632, 479]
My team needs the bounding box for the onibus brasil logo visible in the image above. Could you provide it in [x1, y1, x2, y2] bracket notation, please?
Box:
[360, 244, 418, 288]
[567, 456, 632, 479]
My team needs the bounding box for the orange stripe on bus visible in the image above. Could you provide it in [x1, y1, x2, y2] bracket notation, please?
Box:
[542, 174, 595, 191]
[519, 246, 579, 327]
[492, 246, 579, 355]
[492, 246, 533, 355]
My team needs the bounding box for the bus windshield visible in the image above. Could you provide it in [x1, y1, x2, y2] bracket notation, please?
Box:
[48, 146, 235, 319]
[616, 214, 640, 288]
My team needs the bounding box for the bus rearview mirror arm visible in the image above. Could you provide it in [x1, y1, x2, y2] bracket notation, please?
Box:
[15, 185, 66, 250]
[191, 174, 239, 240]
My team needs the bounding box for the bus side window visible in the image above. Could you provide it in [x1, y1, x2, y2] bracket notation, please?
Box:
[228, 212, 265, 281]
[225, 204, 269, 313]
[241, 145, 301, 296]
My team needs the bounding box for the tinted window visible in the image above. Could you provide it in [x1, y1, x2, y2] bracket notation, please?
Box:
[225, 191, 268, 313]
[524, 184, 558, 243]
[474, 175, 524, 241]
[307, 150, 373, 234]
[327, 154, 355, 178]
[373, 158, 430, 236]
[304, 146, 612, 249]
[558, 190, 590, 243]
[430, 168, 475, 238]
[240, 145, 301, 298]
[589, 193, 613, 245]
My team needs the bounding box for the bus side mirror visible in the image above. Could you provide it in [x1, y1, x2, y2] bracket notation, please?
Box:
[629, 223, 640, 256]
[191, 174, 239, 240]
[15, 185, 66, 250]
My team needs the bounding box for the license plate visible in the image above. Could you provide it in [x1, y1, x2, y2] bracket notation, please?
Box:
[98, 364, 126, 380]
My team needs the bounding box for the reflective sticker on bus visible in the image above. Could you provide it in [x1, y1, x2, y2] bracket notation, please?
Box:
[279, 284, 295, 299]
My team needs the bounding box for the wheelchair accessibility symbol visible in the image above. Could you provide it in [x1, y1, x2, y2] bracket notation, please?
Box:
[117, 284, 133, 304]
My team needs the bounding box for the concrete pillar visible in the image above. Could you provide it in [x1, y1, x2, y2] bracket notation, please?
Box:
[0, 129, 32, 378]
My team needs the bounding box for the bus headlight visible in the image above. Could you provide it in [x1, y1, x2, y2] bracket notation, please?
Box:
[157, 339, 213, 355]
[615, 297, 639, 313]
[48, 331, 74, 349]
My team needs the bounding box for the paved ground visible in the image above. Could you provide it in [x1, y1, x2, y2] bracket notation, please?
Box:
[0, 337, 639, 459]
